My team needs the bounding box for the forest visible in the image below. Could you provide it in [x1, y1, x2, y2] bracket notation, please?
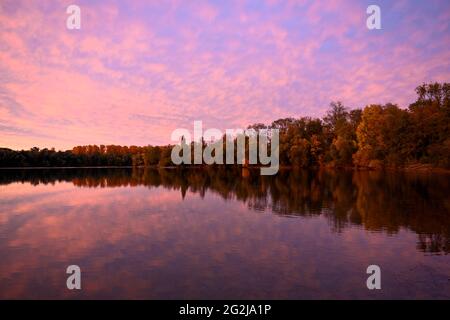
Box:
[1, 82, 449, 169]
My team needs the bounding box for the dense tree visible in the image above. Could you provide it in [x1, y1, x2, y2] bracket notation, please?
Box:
[353, 104, 410, 167]
[408, 83, 450, 167]
[1, 82, 448, 169]
[353, 83, 450, 168]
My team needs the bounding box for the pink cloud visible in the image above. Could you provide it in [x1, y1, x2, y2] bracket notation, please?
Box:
[0, 0, 449, 149]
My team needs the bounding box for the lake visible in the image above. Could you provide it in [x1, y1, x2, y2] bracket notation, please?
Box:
[0, 167, 448, 299]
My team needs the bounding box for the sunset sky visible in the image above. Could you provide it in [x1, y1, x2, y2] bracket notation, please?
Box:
[1, 0, 449, 150]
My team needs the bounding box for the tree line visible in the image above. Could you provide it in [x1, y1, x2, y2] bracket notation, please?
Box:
[1, 82, 449, 169]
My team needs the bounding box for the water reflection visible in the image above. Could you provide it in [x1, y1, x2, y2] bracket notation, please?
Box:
[0, 168, 449, 299]
[2, 168, 449, 255]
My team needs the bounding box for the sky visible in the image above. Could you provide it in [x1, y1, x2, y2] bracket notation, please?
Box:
[0, 0, 449, 150]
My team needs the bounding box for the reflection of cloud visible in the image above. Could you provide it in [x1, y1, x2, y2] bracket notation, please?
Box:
[0, 0, 449, 149]
[0, 179, 449, 299]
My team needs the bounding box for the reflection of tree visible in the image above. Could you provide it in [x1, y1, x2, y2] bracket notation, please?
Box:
[0, 168, 448, 254]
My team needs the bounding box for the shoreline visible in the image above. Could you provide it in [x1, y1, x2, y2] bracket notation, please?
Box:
[1, 164, 449, 174]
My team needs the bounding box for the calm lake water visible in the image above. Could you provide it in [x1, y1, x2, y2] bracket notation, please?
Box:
[0, 168, 448, 299]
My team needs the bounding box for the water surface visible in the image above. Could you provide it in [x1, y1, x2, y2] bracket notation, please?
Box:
[0, 168, 449, 299]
